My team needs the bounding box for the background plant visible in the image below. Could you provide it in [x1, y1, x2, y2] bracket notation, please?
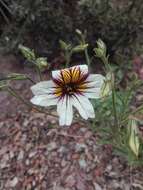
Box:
[92, 39, 143, 166]
[0, 0, 143, 66]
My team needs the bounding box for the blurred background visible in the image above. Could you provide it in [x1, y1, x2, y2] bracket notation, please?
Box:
[0, 0, 143, 63]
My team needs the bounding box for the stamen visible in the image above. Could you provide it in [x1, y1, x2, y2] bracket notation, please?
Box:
[53, 66, 88, 97]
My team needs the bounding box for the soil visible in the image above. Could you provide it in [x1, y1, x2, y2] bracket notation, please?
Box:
[0, 55, 143, 190]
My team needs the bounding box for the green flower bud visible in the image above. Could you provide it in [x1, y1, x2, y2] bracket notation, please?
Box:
[59, 40, 72, 51]
[97, 39, 106, 50]
[19, 44, 36, 62]
[72, 44, 88, 53]
[100, 72, 113, 98]
[75, 29, 82, 35]
[94, 48, 104, 58]
[94, 39, 107, 58]
[128, 119, 140, 157]
[36, 57, 48, 70]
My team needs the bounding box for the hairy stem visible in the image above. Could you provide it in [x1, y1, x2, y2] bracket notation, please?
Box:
[7, 86, 57, 117]
[36, 67, 42, 81]
[111, 83, 118, 128]
[84, 48, 90, 67]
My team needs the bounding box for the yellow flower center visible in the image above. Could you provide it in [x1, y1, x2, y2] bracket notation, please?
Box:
[53, 67, 88, 97]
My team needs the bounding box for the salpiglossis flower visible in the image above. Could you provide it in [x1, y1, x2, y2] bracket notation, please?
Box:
[30, 65, 105, 126]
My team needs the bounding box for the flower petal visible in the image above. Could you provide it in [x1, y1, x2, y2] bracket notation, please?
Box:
[71, 95, 95, 119]
[82, 74, 105, 99]
[57, 96, 73, 126]
[87, 74, 104, 85]
[52, 64, 88, 80]
[76, 64, 88, 75]
[30, 94, 58, 106]
[31, 80, 56, 95]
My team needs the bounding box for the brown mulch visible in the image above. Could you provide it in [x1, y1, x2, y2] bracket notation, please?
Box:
[0, 55, 143, 190]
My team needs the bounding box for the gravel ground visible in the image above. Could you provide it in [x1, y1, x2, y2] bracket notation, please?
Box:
[0, 55, 143, 190]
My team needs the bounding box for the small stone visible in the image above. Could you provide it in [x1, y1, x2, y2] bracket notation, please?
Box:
[80, 127, 87, 132]
[94, 182, 102, 190]
[0, 146, 7, 156]
[25, 159, 30, 165]
[32, 180, 36, 187]
[47, 142, 57, 151]
[72, 153, 80, 160]
[58, 146, 67, 153]
[65, 175, 76, 188]
[105, 164, 112, 172]
[9, 151, 14, 159]
[79, 158, 87, 169]
[86, 151, 93, 160]
[75, 143, 86, 152]
[61, 159, 67, 167]
[29, 150, 37, 158]
[17, 150, 24, 160]
[23, 120, 29, 127]
[10, 177, 18, 187]
[84, 131, 92, 139]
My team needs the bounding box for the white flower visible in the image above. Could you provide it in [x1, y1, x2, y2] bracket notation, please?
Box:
[30, 65, 105, 126]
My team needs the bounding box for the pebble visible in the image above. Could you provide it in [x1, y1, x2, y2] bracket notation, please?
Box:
[79, 158, 87, 169]
[9, 177, 18, 187]
[75, 143, 86, 152]
[105, 164, 112, 172]
[84, 131, 92, 139]
[47, 142, 57, 151]
[29, 150, 37, 158]
[17, 150, 24, 160]
[25, 159, 30, 166]
[58, 146, 67, 153]
[72, 153, 80, 160]
[61, 159, 67, 167]
[65, 175, 76, 188]
[9, 151, 14, 159]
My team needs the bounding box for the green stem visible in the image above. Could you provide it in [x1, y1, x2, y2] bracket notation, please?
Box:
[7, 86, 32, 108]
[65, 50, 72, 68]
[26, 76, 36, 84]
[84, 48, 90, 67]
[111, 84, 118, 128]
[36, 66, 42, 81]
[101, 55, 118, 128]
[81, 35, 90, 67]
[101, 56, 111, 71]
[7, 86, 57, 117]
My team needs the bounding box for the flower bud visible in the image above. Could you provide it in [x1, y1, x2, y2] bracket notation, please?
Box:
[94, 39, 107, 58]
[19, 44, 36, 62]
[36, 57, 48, 70]
[100, 72, 113, 98]
[72, 44, 88, 53]
[128, 118, 140, 157]
[97, 39, 106, 50]
[59, 40, 72, 51]
[75, 29, 82, 35]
